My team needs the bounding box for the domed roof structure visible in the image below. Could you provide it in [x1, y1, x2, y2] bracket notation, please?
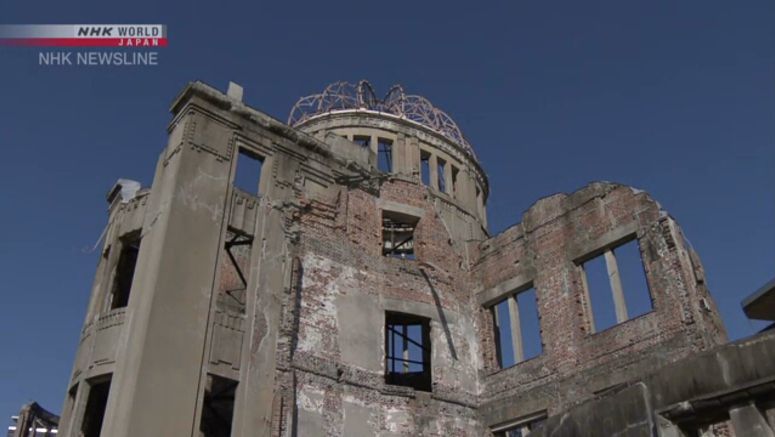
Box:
[288, 80, 476, 159]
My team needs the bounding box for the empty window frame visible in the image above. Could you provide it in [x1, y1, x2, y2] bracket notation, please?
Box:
[63, 383, 79, 432]
[492, 414, 547, 437]
[81, 376, 111, 437]
[199, 374, 237, 437]
[377, 138, 393, 173]
[450, 165, 459, 197]
[385, 312, 432, 391]
[109, 233, 141, 310]
[420, 151, 431, 186]
[382, 211, 419, 260]
[217, 230, 253, 314]
[437, 158, 447, 193]
[580, 238, 653, 333]
[353, 135, 371, 148]
[233, 149, 264, 195]
[491, 287, 542, 368]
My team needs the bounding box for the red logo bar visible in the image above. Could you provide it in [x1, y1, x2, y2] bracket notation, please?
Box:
[0, 37, 168, 47]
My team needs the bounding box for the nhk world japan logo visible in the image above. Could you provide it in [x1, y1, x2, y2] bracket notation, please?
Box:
[0, 24, 167, 66]
[0, 24, 167, 47]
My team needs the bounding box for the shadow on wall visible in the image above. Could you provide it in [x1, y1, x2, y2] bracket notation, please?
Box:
[421, 268, 458, 361]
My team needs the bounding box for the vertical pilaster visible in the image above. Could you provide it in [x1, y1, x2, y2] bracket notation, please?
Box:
[430, 155, 439, 191]
[234, 152, 298, 437]
[102, 103, 234, 437]
[444, 162, 453, 196]
[408, 136, 420, 179]
[508, 296, 524, 363]
[580, 264, 596, 333]
[605, 249, 628, 323]
[492, 306, 502, 366]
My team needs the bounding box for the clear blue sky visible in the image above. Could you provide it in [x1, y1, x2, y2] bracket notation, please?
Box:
[1, 0, 773, 420]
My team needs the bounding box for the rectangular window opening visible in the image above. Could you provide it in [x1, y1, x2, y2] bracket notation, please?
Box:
[491, 287, 542, 369]
[581, 238, 653, 333]
[377, 138, 393, 173]
[583, 254, 618, 332]
[385, 312, 431, 391]
[353, 135, 370, 148]
[81, 377, 111, 437]
[382, 210, 418, 260]
[199, 374, 237, 437]
[492, 299, 514, 369]
[217, 229, 253, 314]
[420, 151, 431, 187]
[615, 239, 653, 318]
[110, 233, 140, 310]
[437, 158, 447, 193]
[450, 166, 459, 197]
[234, 149, 264, 195]
[518, 288, 543, 360]
[64, 383, 79, 429]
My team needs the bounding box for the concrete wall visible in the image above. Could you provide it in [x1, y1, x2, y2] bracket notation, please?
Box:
[530, 330, 775, 437]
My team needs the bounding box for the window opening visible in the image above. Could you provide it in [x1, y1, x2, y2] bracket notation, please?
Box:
[110, 234, 140, 310]
[420, 151, 431, 186]
[491, 287, 542, 368]
[353, 135, 370, 148]
[382, 211, 418, 260]
[378, 138, 393, 172]
[81, 377, 111, 437]
[581, 238, 653, 333]
[218, 230, 253, 313]
[385, 312, 431, 391]
[450, 166, 459, 197]
[199, 374, 237, 437]
[234, 149, 264, 195]
[437, 158, 447, 193]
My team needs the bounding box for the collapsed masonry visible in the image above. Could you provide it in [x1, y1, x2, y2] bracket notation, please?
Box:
[56, 81, 775, 436]
[8, 403, 58, 437]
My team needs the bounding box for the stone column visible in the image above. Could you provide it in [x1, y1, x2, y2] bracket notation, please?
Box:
[430, 155, 439, 191]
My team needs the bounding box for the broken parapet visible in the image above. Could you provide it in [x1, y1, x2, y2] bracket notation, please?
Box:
[106, 179, 141, 204]
[11, 402, 59, 437]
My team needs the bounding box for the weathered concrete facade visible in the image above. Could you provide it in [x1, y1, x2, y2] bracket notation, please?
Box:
[57, 81, 773, 436]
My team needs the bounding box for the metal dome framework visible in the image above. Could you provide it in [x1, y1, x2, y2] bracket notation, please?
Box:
[288, 80, 476, 158]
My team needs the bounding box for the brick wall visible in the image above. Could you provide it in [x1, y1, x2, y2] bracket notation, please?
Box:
[472, 182, 727, 421]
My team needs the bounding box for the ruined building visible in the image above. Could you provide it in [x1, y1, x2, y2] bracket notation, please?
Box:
[56, 81, 775, 436]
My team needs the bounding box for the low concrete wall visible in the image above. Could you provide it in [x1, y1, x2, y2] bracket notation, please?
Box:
[528, 330, 775, 436]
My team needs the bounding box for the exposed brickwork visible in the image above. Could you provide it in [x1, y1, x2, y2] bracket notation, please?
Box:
[286, 172, 727, 432]
[279, 173, 485, 434]
[472, 183, 727, 421]
[62, 82, 734, 437]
